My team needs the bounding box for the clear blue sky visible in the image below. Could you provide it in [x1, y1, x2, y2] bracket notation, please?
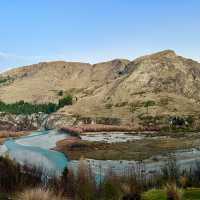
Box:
[0, 0, 200, 71]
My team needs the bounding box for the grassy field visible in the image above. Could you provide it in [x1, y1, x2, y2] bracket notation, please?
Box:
[143, 188, 200, 200]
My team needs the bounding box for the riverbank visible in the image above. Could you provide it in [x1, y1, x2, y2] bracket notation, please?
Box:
[55, 131, 200, 161]
[0, 131, 31, 144]
[1, 128, 200, 199]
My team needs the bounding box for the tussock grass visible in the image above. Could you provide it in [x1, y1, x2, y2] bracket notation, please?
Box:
[3, 156, 200, 199]
[16, 188, 64, 200]
[165, 183, 183, 200]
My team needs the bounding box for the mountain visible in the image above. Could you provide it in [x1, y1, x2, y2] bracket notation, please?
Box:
[1, 50, 200, 128]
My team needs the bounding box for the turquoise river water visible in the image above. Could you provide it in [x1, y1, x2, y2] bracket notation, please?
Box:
[1, 130, 200, 178]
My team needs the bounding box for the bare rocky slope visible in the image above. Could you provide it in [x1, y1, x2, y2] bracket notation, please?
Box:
[1, 50, 200, 129]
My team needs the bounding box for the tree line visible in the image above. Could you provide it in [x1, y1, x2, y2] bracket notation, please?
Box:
[0, 95, 73, 115]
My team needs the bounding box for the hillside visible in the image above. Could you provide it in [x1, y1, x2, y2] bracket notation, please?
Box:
[1, 50, 200, 128]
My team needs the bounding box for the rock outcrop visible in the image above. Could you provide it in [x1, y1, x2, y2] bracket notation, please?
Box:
[0, 112, 48, 131]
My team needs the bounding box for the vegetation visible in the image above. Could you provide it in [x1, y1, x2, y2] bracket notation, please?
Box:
[0, 76, 13, 85]
[129, 102, 140, 123]
[1, 157, 200, 199]
[0, 156, 42, 194]
[142, 189, 166, 200]
[16, 188, 64, 200]
[165, 183, 183, 200]
[61, 124, 134, 134]
[143, 188, 200, 200]
[0, 95, 73, 115]
[58, 90, 64, 96]
[58, 95, 73, 108]
[143, 100, 156, 115]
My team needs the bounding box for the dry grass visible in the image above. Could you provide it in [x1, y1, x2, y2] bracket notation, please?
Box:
[165, 183, 183, 200]
[16, 188, 65, 200]
[179, 176, 189, 189]
[60, 124, 135, 135]
[80, 124, 134, 132]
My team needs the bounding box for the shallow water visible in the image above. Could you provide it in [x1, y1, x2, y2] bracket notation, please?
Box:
[1, 130, 69, 176]
[81, 133, 145, 143]
[16, 129, 69, 149]
[5, 139, 68, 176]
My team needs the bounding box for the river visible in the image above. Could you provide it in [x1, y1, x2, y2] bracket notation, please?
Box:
[0, 130, 69, 176]
[0, 130, 200, 178]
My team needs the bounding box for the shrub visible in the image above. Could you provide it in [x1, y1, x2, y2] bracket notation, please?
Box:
[101, 171, 122, 200]
[58, 95, 73, 107]
[0, 76, 13, 85]
[161, 158, 180, 183]
[0, 156, 21, 192]
[0, 157, 42, 193]
[58, 90, 64, 96]
[143, 100, 156, 114]
[75, 159, 96, 200]
[61, 167, 76, 197]
[121, 164, 145, 200]
[105, 103, 113, 109]
[179, 176, 188, 189]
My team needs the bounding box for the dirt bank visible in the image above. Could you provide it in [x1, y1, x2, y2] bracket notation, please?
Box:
[0, 131, 31, 144]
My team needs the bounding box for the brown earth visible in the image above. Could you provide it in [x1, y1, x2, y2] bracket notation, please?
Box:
[0, 131, 31, 144]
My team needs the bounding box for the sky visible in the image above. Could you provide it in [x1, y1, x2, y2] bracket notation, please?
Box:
[0, 0, 200, 71]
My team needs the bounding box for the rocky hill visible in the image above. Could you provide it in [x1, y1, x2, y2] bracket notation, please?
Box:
[1, 50, 200, 129]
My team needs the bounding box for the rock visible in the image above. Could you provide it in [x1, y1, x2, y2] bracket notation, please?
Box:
[43, 114, 77, 130]
[0, 112, 48, 131]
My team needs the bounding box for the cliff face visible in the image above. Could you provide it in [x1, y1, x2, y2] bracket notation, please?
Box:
[1, 50, 200, 128]
[0, 112, 48, 131]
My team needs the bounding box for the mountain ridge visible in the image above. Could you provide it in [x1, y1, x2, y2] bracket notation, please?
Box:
[1, 50, 200, 127]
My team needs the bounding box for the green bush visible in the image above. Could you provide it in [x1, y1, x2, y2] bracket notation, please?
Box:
[101, 177, 122, 200]
[0, 76, 13, 85]
[57, 90, 63, 96]
[0, 95, 73, 115]
[58, 95, 73, 107]
[143, 100, 156, 114]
